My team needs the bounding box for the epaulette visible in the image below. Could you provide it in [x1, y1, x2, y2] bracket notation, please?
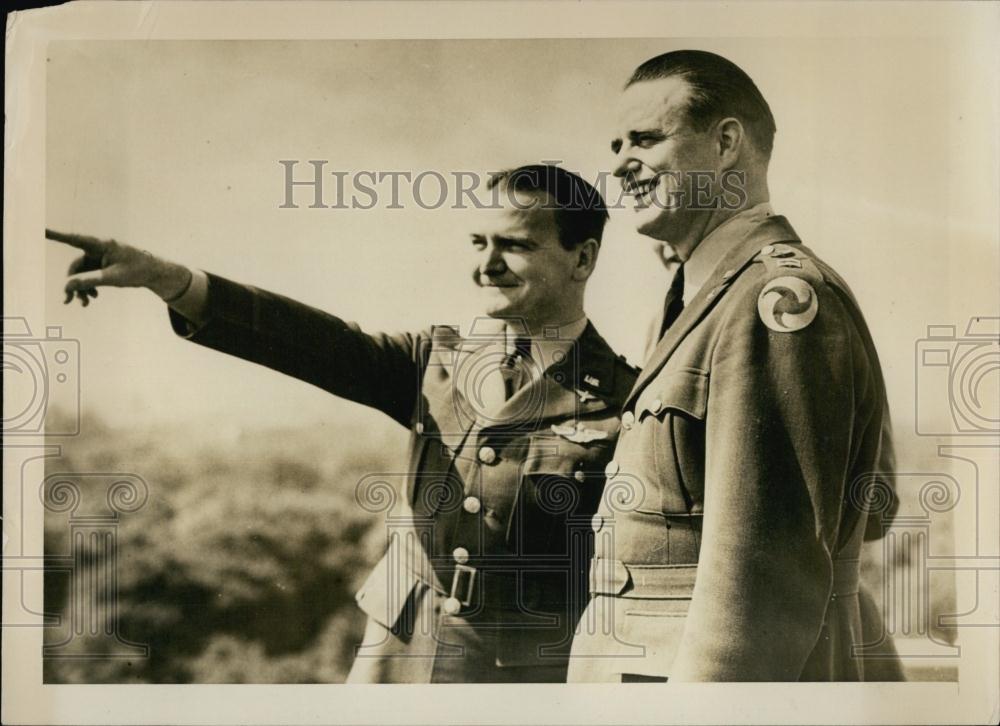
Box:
[616, 352, 640, 375]
[751, 244, 825, 333]
[754, 243, 825, 284]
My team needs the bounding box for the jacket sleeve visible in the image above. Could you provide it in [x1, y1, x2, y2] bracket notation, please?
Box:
[168, 272, 422, 428]
[669, 274, 874, 681]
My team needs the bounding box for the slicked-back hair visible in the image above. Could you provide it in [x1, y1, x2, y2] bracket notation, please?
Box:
[488, 164, 609, 250]
[628, 50, 776, 157]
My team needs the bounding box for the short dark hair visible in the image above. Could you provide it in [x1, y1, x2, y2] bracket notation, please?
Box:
[488, 164, 609, 250]
[627, 50, 776, 157]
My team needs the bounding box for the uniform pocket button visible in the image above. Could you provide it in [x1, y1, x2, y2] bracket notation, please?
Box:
[574, 470, 586, 483]
[462, 496, 482, 514]
[622, 411, 635, 429]
[443, 597, 461, 615]
[478, 446, 496, 464]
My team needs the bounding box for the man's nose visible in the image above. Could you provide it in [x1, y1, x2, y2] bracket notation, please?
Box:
[481, 245, 506, 275]
[613, 154, 639, 180]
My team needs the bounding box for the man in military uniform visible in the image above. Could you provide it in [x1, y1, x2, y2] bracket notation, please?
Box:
[567, 51, 900, 681]
[48, 163, 638, 683]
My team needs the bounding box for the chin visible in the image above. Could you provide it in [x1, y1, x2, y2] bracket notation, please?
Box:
[481, 298, 515, 319]
[635, 217, 668, 241]
[482, 306, 509, 319]
[635, 209, 680, 243]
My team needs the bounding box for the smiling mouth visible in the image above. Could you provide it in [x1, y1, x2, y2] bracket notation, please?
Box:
[624, 177, 659, 209]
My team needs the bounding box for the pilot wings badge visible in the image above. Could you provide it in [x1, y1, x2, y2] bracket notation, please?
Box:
[551, 421, 609, 443]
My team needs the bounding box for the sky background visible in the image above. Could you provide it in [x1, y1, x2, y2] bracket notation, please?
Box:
[43, 38, 998, 434]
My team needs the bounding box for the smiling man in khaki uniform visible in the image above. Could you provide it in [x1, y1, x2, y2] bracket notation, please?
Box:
[568, 51, 900, 682]
[49, 164, 638, 683]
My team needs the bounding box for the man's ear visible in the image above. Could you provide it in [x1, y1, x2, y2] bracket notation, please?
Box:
[571, 238, 600, 281]
[715, 117, 746, 171]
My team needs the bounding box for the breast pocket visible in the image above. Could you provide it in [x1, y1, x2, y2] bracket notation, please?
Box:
[633, 368, 708, 515]
[507, 431, 614, 557]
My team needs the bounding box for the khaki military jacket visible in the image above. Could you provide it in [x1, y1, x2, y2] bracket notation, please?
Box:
[568, 213, 898, 682]
[169, 275, 637, 682]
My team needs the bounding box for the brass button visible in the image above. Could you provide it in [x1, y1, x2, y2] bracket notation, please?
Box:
[650, 398, 663, 414]
[463, 496, 482, 514]
[604, 460, 619, 477]
[574, 470, 586, 483]
[622, 411, 635, 429]
[453, 547, 469, 564]
[443, 597, 461, 615]
[478, 446, 496, 464]
[414, 422, 425, 434]
[591, 514, 604, 532]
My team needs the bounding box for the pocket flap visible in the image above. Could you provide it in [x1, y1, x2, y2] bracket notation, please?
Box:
[521, 430, 615, 478]
[355, 553, 426, 631]
[635, 368, 708, 422]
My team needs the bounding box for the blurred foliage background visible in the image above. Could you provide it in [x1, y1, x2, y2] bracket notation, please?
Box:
[42, 408, 956, 683]
[43, 408, 406, 683]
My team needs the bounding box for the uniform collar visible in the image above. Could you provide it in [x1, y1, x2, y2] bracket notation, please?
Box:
[681, 202, 774, 305]
[502, 315, 589, 375]
[432, 316, 620, 434]
[484, 319, 622, 431]
[628, 211, 799, 406]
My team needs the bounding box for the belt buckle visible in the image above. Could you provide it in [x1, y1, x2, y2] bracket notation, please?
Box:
[450, 563, 477, 606]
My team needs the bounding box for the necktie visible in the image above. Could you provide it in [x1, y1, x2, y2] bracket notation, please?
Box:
[658, 264, 685, 340]
[500, 336, 533, 399]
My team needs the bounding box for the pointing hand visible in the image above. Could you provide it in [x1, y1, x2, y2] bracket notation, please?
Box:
[46, 229, 191, 306]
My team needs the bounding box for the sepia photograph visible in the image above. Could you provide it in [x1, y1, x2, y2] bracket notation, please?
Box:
[3, 1, 998, 724]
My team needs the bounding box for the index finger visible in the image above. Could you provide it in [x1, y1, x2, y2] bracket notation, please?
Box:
[45, 229, 109, 255]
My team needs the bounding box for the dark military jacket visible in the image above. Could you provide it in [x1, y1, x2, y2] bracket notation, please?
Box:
[169, 274, 637, 683]
[567, 213, 898, 682]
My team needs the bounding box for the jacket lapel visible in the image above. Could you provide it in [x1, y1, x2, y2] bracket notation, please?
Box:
[418, 323, 500, 449]
[627, 215, 801, 406]
[485, 321, 619, 431]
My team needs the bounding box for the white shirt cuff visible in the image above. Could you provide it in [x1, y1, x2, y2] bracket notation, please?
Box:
[167, 268, 209, 326]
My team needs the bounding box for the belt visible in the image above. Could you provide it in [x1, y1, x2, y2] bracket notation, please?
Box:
[408, 561, 583, 615]
[589, 557, 861, 600]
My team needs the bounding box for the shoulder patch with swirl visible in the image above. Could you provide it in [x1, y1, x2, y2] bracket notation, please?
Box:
[756, 276, 819, 332]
